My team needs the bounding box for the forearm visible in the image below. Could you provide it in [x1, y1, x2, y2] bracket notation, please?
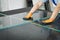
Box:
[29, 1, 43, 13]
[50, 3, 60, 20]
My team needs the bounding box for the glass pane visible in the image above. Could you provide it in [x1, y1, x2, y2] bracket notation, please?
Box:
[0, 10, 60, 33]
[0, 11, 43, 29]
[31, 13, 60, 32]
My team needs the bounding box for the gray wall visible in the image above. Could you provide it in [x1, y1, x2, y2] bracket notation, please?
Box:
[0, 0, 27, 12]
[0, 0, 2, 11]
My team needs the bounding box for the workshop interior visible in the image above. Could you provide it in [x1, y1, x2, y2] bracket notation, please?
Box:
[0, 0, 60, 40]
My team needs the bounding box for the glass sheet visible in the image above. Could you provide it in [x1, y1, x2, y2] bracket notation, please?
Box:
[0, 11, 60, 32]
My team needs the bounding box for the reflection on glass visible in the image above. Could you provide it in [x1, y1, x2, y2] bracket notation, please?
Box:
[0, 10, 60, 32]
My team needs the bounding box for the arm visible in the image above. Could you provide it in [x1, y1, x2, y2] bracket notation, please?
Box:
[24, 1, 43, 19]
[42, 3, 60, 23]
[29, 1, 43, 14]
[50, 3, 60, 21]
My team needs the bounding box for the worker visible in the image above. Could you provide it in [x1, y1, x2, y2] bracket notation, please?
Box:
[23, 0, 60, 24]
